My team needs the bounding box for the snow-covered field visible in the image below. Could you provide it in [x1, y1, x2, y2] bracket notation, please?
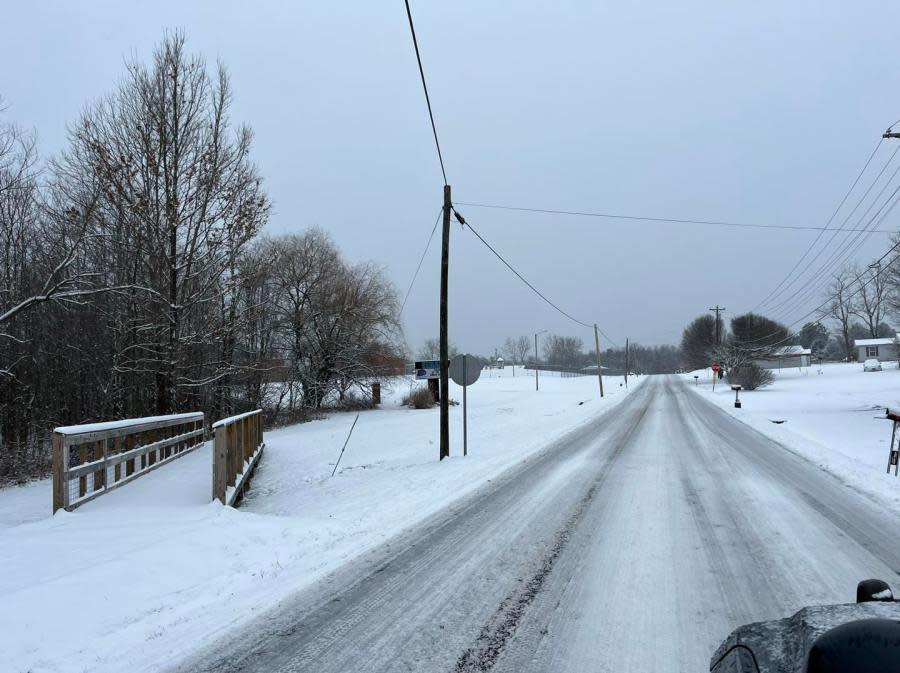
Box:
[0, 369, 639, 673]
[683, 362, 900, 511]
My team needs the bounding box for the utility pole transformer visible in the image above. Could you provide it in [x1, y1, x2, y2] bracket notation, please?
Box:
[439, 185, 451, 461]
[593, 323, 604, 397]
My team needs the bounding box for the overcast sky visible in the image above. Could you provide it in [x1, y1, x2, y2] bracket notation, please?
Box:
[3, 1, 900, 355]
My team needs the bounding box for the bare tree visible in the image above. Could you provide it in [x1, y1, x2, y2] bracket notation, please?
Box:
[56, 31, 270, 413]
[417, 337, 458, 360]
[502, 335, 531, 367]
[542, 334, 584, 367]
[822, 270, 857, 361]
[256, 230, 403, 410]
[850, 263, 889, 338]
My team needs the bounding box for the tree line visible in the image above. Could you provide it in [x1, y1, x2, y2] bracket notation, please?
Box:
[421, 333, 682, 376]
[0, 33, 403, 482]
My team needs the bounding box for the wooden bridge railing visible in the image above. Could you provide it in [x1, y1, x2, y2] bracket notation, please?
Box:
[212, 409, 265, 506]
[52, 412, 205, 513]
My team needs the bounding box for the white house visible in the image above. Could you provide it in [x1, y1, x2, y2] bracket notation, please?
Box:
[854, 336, 899, 363]
[754, 345, 812, 370]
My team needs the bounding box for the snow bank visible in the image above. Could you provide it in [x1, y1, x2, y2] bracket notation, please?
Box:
[683, 362, 900, 511]
[0, 369, 640, 673]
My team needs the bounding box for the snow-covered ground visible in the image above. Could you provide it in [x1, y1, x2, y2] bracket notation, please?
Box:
[0, 369, 639, 673]
[683, 362, 900, 511]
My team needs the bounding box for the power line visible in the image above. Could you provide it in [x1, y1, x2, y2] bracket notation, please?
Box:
[453, 200, 895, 233]
[752, 138, 886, 311]
[768, 185, 900, 323]
[399, 208, 442, 315]
[453, 208, 620, 347]
[732, 231, 900, 350]
[757, 141, 899, 315]
[403, 0, 448, 185]
[766, 161, 900, 320]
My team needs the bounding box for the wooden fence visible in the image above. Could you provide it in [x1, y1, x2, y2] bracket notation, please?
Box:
[212, 409, 265, 506]
[52, 412, 205, 513]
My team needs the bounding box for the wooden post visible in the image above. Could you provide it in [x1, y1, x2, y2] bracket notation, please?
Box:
[79, 444, 87, 497]
[147, 429, 156, 467]
[213, 424, 228, 503]
[94, 439, 105, 492]
[624, 338, 629, 388]
[228, 421, 238, 487]
[439, 183, 451, 461]
[593, 323, 605, 398]
[243, 416, 251, 463]
[52, 432, 66, 513]
[114, 435, 122, 483]
[126, 433, 135, 476]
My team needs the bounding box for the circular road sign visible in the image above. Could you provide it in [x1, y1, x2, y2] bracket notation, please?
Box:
[449, 354, 481, 387]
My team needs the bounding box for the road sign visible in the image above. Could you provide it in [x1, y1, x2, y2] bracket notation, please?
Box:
[449, 354, 481, 386]
[414, 360, 440, 380]
[711, 363, 722, 372]
[449, 354, 480, 457]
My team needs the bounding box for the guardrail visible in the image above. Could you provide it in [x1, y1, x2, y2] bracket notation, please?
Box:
[212, 409, 264, 506]
[52, 412, 205, 512]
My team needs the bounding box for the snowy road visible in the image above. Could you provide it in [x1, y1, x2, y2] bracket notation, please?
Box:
[173, 376, 900, 673]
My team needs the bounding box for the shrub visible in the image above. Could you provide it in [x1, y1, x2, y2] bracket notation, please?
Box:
[402, 385, 436, 409]
[336, 391, 375, 411]
[726, 362, 774, 391]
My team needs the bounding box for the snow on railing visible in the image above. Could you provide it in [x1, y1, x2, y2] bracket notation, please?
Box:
[52, 412, 205, 513]
[212, 409, 264, 506]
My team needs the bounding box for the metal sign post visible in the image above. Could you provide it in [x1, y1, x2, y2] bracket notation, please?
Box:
[449, 353, 481, 457]
[463, 357, 468, 455]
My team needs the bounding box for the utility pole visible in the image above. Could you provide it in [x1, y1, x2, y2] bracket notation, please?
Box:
[593, 323, 604, 397]
[534, 329, 547, 391]
[624, 338, 629, 388]
[709, 305, 725, 346]
[439, 185, 451, 461]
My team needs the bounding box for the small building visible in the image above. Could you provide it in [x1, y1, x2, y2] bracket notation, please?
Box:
[754, 345, 812, 370]
[496, 356, 504, 370]
[854, 336, 899, 363]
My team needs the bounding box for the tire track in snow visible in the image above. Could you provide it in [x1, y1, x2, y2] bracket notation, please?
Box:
[452, 394, 653, 673]
[667, 380, 787, 623]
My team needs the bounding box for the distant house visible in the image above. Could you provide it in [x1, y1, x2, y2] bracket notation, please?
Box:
[754, 345, 812, 370]
[854, 336, 899, 363]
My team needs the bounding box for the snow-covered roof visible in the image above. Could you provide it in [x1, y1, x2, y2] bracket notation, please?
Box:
[854, 337, 897, 347]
